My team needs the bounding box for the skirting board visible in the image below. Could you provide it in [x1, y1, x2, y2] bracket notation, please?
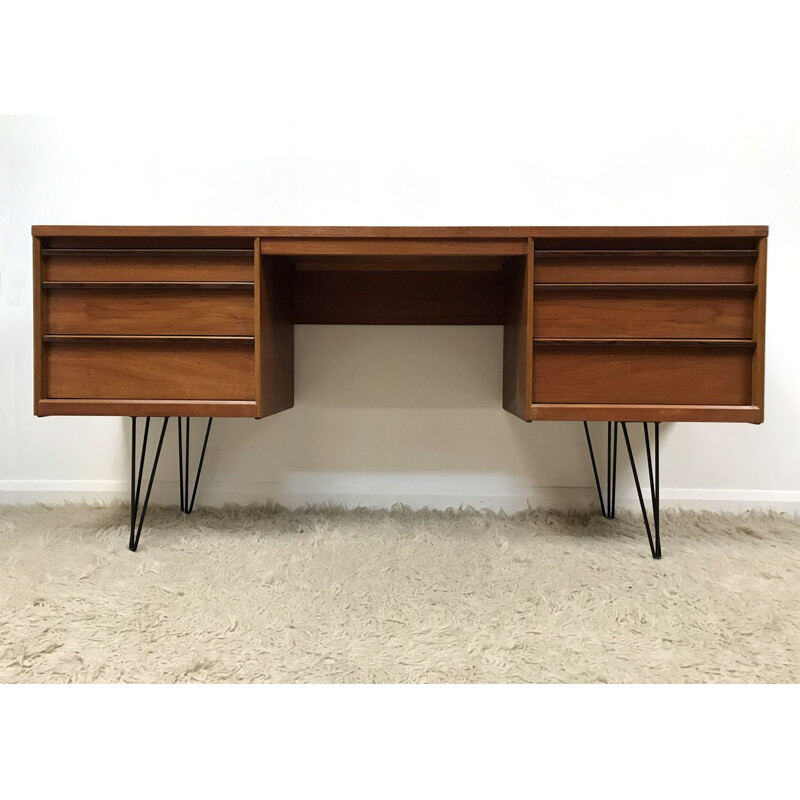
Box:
[1, 481, 799, 514]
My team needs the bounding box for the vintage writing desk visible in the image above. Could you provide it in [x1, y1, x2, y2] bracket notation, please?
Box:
[32, 225, 768, 557]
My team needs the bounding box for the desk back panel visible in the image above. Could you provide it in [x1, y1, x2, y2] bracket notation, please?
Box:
[293, 268, 504, 325]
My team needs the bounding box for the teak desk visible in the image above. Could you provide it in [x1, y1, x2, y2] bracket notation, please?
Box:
[32, 225, 768, 557]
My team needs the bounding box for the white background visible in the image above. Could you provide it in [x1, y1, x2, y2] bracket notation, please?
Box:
[2, 1, 799, 512]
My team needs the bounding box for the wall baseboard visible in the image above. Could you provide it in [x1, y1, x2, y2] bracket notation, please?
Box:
[1, 481, 799, 514]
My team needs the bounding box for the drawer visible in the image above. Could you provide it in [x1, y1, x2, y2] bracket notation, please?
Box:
[533, 286, 754, 339]
[535, 247, 756, 284]
[45, 285, 254, 336]
[45, 339, 255, 400]
[532, 342, 753, 405]
[43, 249, 254, 282]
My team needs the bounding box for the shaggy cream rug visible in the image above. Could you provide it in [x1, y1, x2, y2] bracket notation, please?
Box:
[0, 502, 798, 683]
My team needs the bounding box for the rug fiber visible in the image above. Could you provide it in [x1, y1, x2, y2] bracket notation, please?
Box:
[1, 502, 798, 683]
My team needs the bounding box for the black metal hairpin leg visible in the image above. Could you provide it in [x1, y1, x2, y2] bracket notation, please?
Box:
[177, 417, 213, 513]
[583, 421, 618, 519]
[129, 416, 170, 552]
[621, 421, 661, 559]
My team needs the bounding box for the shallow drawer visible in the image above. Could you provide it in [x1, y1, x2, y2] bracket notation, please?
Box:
[531, 342, 753, 405]
[534, 249, 756, 284]
[45, 339, 255, 400]
[533, 286, 754, 339]
[43, 250, 254, 282]
[45, 286, 254, 336]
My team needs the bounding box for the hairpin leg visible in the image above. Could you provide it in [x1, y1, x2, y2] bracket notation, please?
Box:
[177, 417, 213, 513]
[620, 421, 662, 559]
[129, 416, 170, 552]
[583, 421, 618, 519]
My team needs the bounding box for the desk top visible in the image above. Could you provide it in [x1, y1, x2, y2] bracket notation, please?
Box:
[32, 225, 769, 239]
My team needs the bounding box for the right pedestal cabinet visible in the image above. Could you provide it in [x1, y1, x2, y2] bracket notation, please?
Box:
[502, 231, 767, 423]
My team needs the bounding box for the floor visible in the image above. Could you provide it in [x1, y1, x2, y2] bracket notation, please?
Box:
[1, 502, 798, 683]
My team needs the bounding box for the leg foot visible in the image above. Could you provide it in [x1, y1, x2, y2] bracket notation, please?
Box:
[583, 421, 618, 519]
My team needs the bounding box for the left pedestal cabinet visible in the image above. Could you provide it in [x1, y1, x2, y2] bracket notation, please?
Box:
[33, 233, 294, 419]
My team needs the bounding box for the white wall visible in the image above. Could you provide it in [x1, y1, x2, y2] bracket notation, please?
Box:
[2, 2, 799, 512]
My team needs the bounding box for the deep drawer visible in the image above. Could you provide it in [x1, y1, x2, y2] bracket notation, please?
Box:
[533, 286, 754, 339]
[45, 339, 255, 400]
[45, 285, 254, 336]
[531, 342, 753, 405]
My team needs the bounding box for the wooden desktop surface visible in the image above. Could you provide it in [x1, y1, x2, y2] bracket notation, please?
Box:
[32, 226, 768, 423]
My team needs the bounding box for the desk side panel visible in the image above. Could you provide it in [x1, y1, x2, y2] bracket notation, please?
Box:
[751, 237, 767, 419]
[33, 237, 45, 415]
[502, 240, 533, 420]
[256, 249, 295, 418]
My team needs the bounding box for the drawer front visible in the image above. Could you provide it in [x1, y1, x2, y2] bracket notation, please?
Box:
[45, 340, 255, 400]
[45, 286, 254, 336]
[532, 343, 752, 405]
[533, 287, 754, 339]
[535, 249, 756, 284]
[44, 251, 254, 282]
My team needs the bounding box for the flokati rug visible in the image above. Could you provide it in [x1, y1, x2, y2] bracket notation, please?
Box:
[0, 502, 798, 683]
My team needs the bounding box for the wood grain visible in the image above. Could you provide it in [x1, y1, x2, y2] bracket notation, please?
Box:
[40, 236, 254, 249]
[528, 404, 762, 423]
[528, 239, 535, 415]
[257, 254, 295, 418]
[293, 270, 504, 325]
[33, 237, 45, 415]
[44, 251, 254, 282]
[534, 236, 763, 250]
[532, 342, 753, 405]
[533, 286, 754, 339]
[37, 399, 258, 418]
[45, 339, 255, 400]
[534, 251, 756, 284]
[751, 237, 768, 416]
[292, 255, 504, 271]
[45, 285, 254, 336]
[254, 239, 263, 415]
[261, 239, 527, 256]
[33, 225, 769, 239]
[31, 225, 768, 422]
[501, 240, 534, 420]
